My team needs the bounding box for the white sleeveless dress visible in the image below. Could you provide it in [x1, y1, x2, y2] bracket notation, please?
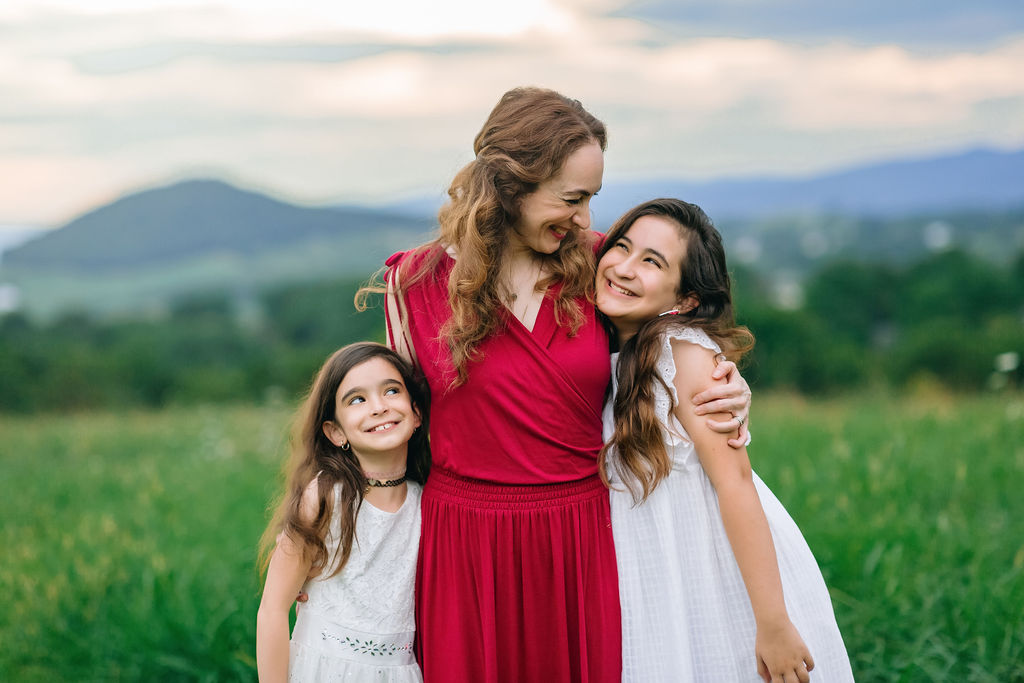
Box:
[605, 327, 854, 682]
[289, 482, 423, 682]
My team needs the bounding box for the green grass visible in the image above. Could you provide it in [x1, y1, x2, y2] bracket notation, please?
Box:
[1, 393, 1022, 681]
[0, 404, 289, 681]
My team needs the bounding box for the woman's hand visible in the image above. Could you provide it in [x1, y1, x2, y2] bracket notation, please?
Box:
[691, 358, 751, 448]
[755, 618, 814, 683]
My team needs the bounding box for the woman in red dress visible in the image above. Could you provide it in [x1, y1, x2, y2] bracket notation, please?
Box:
[382, 87, 751, 682]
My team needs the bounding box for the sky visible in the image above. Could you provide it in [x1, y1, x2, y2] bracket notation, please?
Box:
[1, 0, 1023, 228]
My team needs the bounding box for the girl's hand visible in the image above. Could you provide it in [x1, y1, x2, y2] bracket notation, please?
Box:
[692, 358, 751, 448]
[755, 619, 814, 683]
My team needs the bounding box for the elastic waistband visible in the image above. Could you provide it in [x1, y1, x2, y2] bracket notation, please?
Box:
[424, 467, 607, 510]
[291, 611, 415, 666]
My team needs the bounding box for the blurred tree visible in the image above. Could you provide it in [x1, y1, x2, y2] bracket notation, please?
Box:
[739, 308, 869, 394]
[803, 261, 898, 348]
[2, 253, 1020, 412]
[896, 249, 1010, 327]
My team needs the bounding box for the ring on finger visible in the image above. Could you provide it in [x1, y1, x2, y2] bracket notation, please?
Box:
[734, 413, 745, 427]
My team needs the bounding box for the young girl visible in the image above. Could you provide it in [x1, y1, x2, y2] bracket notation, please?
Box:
[257, 342, 430, 683]
[595, 199, 854, 682]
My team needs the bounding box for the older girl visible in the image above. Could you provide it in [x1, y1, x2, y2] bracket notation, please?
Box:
[596, 199, 854, 682]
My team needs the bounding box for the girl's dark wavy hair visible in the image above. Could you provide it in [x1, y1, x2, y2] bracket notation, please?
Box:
[597, 198, 754, 503]
[259, 342, 430, 579]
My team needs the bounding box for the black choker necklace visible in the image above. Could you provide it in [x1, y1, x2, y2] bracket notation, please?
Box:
[365, 475, 407, 489]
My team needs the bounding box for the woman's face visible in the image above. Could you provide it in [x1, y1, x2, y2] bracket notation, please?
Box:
[596, 215, 691, 341]
[510, 140, 604, 256]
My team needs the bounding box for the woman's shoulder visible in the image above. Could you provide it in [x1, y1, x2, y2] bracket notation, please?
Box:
[386, 243, 451, 285]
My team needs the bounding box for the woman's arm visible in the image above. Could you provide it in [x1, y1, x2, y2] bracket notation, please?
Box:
[256, 483, 317, 683]
[671, 340, 813, 683]
[692, 358, 751, 448]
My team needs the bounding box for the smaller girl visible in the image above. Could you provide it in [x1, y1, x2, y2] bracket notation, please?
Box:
[257, 342, 429, 683]
[596, 199, 854, 682]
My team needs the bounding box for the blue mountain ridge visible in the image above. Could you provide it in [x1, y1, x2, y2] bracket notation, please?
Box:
[382, 147, 1024, 226]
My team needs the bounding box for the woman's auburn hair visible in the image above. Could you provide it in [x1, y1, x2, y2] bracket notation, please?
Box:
[258, 342, 430, 579]
[597, 198, 754, 504]
[372, 87, 607, 384]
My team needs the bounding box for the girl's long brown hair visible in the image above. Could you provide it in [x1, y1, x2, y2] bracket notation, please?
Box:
[359, 87, 607, 384]
[597, 199, 754, 504]
[259, 342, 430, 579]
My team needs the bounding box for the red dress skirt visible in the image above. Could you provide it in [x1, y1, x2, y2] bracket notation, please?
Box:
[386, 249, 621, 683]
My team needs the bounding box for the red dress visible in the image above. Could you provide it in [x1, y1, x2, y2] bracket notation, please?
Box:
[385, 248, 621, 683]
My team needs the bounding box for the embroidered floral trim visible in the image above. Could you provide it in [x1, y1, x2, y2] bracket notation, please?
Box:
[319, 631, 414, 657]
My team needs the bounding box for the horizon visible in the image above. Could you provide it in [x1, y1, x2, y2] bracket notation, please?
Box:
[2, 144, 1022, 238]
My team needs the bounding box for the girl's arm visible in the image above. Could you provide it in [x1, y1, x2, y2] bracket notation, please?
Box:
[671, 340, 814, 683]
[256, 484, 317, 683]
[693, 358, 751, 448]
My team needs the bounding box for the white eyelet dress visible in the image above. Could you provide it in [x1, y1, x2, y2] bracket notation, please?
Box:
[605, 327, 854, 682]
[289, 482, 423, 682]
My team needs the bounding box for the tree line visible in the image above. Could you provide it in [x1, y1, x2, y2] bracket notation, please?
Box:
[1, 247, 1022, 413]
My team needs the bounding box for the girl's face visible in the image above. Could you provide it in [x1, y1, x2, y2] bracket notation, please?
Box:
[596, 215, 693, 341]
[324, 357, 421, 460]
[510, 140, 604, 256]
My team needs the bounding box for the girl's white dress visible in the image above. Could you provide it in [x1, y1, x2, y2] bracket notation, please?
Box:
[289, 482, 423, 682]
[605, 327, 854, 682]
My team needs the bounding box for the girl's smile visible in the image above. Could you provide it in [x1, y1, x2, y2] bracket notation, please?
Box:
[596, 215, 692, 342]
[326, 357, 421, 458]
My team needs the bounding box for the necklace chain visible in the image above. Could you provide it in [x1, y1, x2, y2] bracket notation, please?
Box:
[502, 257, 543, 317]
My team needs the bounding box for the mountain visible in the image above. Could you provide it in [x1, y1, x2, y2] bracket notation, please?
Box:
[0, 225, 41, 263]
[592, 148, 1024, 225]
[4, 179, 431, 270]
[379, 148, 1024, 226]
[0, 179, 433, 317]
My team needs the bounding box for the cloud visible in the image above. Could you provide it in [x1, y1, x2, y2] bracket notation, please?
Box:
[1, 1, 1022, 224]
[615, 0, 1024, 48]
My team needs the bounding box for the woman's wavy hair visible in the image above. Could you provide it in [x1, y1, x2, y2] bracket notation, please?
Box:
[360, 87, 606, 384]
[259, 342, 430, 579]
[597, 198, 754, 504]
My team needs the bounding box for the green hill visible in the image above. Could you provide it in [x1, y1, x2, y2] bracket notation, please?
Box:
[0, 179, 434, 317]
[4, 179, 431, 270]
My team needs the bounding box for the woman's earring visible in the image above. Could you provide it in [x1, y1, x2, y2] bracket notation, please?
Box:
[658, 309, 681, 317]
[341, 441, 350, 451]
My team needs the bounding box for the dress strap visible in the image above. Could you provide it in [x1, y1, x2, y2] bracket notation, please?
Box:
[385, 252, 417, 365]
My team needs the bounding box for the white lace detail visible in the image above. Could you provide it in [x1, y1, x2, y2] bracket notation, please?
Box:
[604, 327, 723, 482]
[653, 326, 721, 451]
[298, 482, 421, 636]
[606, 326, 855, 683]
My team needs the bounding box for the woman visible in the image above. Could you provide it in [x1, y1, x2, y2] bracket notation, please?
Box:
[380, 88, 751, 682]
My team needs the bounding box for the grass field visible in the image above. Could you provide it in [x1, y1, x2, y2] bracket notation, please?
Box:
[1, 392, 1022, 681]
